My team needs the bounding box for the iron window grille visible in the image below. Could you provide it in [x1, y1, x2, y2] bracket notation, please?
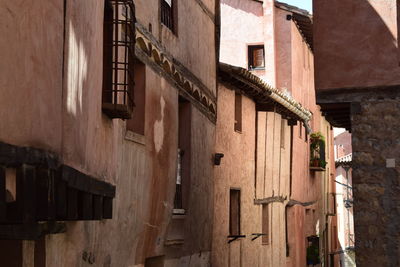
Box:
[102, 0, 136, 119]
[161, 0, 174, 32]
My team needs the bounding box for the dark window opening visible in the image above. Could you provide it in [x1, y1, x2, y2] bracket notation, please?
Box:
[234, 92, 242, 132]
[174, 97, 191, 212]
[229, 189, 241, 236]
[126, 59, 146, 135]
[262, 204, 269, 244]
[145, 256, 165, 267]
[102, 0, 136, 119]
[161, 0, 177, 33]
[248, 45, 265, 70]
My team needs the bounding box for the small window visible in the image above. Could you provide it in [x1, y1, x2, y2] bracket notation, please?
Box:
[229, 189, 241, 236]
[234, 93, 242, 132]
[248, 45, 265, 70]
[174, 98, 191, 213]
[299, 123, 303, 138]
[262, 204, 269, 244]
[281, 119, 286, 149]
[126, 59, 146, 135]
[161, 0, 177, 33]
[102, 0, 135, 119]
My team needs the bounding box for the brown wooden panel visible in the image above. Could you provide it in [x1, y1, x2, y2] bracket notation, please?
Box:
[34, 236, 46, 267]
[0, 240, 22, 267]
[16, 165, 36, 223]
[93, 195, 103, 220]
[67, 188, 78, 220]
[78, 191, 93, 220]
[36, 168, 55, 220]
[55, 171, 67, 220]
[103, 197, 113, 219]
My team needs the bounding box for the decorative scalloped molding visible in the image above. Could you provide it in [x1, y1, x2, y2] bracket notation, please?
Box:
[135, 25, 217, 121]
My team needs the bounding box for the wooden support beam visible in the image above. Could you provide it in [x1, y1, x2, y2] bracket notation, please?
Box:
[78, 191, 93, 220]
[67, 188, 78, 220]
[103, 197, 113, 219]
[55, 172, 67, 220]
[93, 195, 103, 220]
[36, 168, 55, 221]
[254, 196, 287, 205]
[16, 165, 36, 223]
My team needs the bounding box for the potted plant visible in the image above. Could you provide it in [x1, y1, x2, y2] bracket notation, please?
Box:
[310, 132, 326, 169]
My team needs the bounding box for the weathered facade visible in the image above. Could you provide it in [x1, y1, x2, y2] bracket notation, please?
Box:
[314, 0, 400, 265]
[0, 0, 218, 266]
[216, 1, 338, 266]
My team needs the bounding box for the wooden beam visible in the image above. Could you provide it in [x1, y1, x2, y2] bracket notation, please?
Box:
[254, 196, 287, 205]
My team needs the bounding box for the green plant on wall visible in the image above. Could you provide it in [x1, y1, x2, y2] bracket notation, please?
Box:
[310, 132, 326, 168]
[306, 244, 320, 265]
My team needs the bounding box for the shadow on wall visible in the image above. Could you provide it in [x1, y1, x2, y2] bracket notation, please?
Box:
[221, 0, 263, 17]
[314, 0, 400, 89]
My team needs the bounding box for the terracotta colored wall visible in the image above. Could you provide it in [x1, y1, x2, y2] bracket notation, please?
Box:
[220, 0, 266, 79]
[0, 0, 217, 266]
[213, 83, 291, 267]
[314, 0, 400, 90]
[274, 6, 339, 266]
[0, 1, 64, 153]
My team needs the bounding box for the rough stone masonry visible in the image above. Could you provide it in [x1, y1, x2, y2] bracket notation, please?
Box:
[351, 95, 400, 266]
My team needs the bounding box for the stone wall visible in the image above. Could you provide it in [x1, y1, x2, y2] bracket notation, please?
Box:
[351, 96, 400, 266]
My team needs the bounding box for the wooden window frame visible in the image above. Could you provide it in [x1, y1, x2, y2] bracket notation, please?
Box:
[234, 92, 242, 133]
[229, 189, 241, 236]
[126, 58, 146, 135]
[262, 204, 270, 245]
[161, 0, 177, 34]
[248, 45, 265, 70]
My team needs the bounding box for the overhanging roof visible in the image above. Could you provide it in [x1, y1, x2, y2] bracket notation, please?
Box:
[275, 1, 313, 50]
[219, 63, 312, 131]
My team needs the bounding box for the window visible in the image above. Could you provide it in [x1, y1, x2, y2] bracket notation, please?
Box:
[234, 93, 242, 132]
[262, 204, 269, 244]
[299, 123, 303, 138]
[126, 59, 146, 135]
[248, 45, 265, 70]
[174, 97, 191, 213]
[102, 0, 135, 119]
[281, 119, 286, 149]
[161, 0, 177, 33]
[229, 189, 241, 236]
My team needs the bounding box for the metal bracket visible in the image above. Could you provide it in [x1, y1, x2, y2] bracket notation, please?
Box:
[227, 235, 246, 243]
[251, 233, 266, 241]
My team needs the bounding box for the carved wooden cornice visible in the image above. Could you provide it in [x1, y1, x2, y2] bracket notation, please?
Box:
[135, 23, 217, 123]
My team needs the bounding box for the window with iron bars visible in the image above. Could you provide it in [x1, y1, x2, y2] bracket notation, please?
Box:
[102, 0, 136, 119]
[161, 0, 176, 33]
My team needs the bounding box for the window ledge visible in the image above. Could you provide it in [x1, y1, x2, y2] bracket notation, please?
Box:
[164, 239, 184, 246]
[172, 208, 185, 215]
[125, 131, 145, 145]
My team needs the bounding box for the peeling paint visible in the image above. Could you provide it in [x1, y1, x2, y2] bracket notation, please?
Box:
[154, 96, 166, 153]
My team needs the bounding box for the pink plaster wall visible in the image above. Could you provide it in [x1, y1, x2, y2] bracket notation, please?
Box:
[0, 0, 217, 266]
[314, 0, 400, 90]
[0, 1, 64, 153]
[220, 0, 266, 77]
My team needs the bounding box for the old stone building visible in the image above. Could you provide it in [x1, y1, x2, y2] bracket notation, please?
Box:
[216, 0, 339, 266]
[314, 0, 400, 265]
[0, 0, 218, 266]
